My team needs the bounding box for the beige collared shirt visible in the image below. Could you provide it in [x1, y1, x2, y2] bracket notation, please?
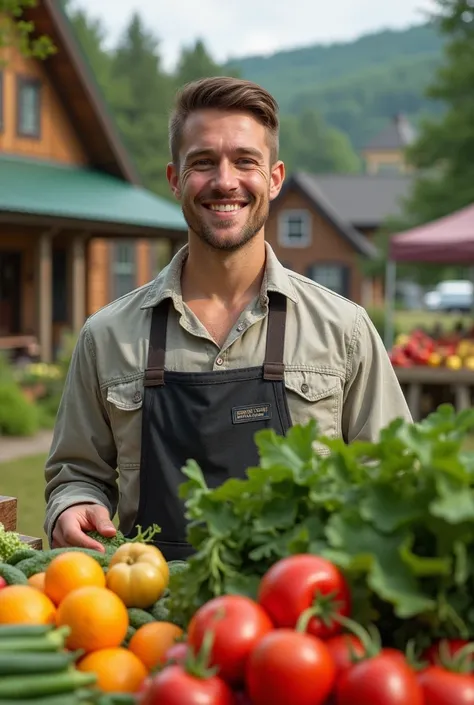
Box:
[44, 243, 412, 544]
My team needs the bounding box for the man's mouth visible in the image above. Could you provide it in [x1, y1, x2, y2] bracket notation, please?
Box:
[201, 201, 248, 212]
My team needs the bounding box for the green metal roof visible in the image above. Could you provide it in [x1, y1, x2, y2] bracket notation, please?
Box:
[0, 155, 186, 232]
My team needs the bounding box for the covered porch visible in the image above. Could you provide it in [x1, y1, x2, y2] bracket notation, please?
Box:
[0, 155, 187, 362]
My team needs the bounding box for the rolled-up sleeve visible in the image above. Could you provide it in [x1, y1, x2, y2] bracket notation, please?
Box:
[342, 308, 412, 443]
[44, 319, 119, 546]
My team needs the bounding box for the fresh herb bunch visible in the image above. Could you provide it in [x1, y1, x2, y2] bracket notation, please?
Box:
[167, 404, 474, 650]
[0, 523, 24, 562]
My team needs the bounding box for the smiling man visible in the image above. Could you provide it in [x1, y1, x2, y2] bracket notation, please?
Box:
[44, 77, 412, 558]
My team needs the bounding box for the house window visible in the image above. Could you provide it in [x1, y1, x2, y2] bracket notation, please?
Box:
[308, 264, 349, 298]
[278, 209, 311, 248]
[17, 77, 41, 138]
[112, 242, 136, 299]
[0, 72, 3, 132]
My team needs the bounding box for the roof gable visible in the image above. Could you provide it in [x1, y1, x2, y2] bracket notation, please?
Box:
[297, 172, 413, 228]
[276, 173, 377, 258]
[22, 0, 139, 183]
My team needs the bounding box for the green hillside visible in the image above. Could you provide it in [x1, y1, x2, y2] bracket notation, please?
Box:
[226, 23, 444, 149]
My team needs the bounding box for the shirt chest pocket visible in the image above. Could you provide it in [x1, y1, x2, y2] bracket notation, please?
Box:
[106, 379, 144, 470]
[284, 370, 343, 443]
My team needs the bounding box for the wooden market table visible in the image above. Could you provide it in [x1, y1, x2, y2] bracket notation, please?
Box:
[0, 496, 43, 549]
[394, 366, 474, 420]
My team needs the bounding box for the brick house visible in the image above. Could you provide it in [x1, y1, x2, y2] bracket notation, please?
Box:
[266, 115, 415, 306]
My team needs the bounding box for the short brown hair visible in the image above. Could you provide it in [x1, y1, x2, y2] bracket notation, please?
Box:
[169, 76, 280, 165]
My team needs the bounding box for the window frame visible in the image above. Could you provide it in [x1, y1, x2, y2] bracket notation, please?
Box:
[277, 209, 312, 248]
[307, 262, 351, 298]
[111, 241, 137, 300]
[16, 75, 42, 139]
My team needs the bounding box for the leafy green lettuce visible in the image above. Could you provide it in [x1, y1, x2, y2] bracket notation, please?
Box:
[168, 405, 474, 650]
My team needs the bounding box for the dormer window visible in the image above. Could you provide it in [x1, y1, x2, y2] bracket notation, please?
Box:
[17, 76, 41, 138]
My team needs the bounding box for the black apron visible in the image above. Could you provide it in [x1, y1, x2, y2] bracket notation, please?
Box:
[131, 292, 293, 560]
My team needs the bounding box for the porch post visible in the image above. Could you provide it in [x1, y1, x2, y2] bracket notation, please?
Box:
[37, 232, 53, 363]
[71, 234, 86, 334]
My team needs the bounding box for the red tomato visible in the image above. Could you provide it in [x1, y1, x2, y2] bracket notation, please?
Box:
[325, 634, 366, 678]
[0, 578, 6, 590]
[418, 665, 474, 704]
[258, 554, 350, 639]
[245, 628, 336, 705]
[187, 595, 273, 686]
[138, 665, 234, 705]
[423, 639, 470, 666]
[335, 651, 423, 705]
[162, 642, 189, 666]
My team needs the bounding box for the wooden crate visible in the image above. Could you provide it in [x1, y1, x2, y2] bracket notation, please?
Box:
[0, 496, 43, 550]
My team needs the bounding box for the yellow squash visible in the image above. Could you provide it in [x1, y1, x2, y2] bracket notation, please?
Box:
[105, 543, 169, 609]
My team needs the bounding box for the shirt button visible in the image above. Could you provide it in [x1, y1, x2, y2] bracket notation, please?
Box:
[216, 357, 224, 366]
[236, 322, 245, 332]
[301, 383, 309, 394]
[132, 391, 142, 403]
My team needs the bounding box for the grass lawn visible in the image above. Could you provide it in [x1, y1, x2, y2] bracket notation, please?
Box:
[394, 310, 473, 333]
[1, 454, 48, 547]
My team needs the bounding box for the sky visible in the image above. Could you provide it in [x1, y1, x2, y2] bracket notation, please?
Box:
[73, 0, 436, 72]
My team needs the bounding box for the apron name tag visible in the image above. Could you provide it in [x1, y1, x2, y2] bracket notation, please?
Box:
[232, 403, 272, 424]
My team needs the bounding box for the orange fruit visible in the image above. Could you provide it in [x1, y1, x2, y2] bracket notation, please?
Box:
[128, 621, 184, 671]
[44, 551, 106, 605]
[77, 647, 148, 692]
[28, 572, 46, 591]
[55, 586, 128, 653]
[0, 585, 55, 624]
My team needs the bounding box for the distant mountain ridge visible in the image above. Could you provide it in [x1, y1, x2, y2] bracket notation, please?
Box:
[225, 23, 444, 150]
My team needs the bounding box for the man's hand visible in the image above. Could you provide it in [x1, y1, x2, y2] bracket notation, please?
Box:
[52, 503, 117, 553]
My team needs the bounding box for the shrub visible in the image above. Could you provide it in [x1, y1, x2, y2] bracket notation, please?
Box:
[0, 382, 39, 436]
[366, 307, 400, 343]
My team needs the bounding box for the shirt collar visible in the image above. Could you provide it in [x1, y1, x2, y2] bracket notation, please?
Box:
[140, 241, 299, 309]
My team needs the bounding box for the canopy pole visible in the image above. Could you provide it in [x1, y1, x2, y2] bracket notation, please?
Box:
[384, 260, 397, 350]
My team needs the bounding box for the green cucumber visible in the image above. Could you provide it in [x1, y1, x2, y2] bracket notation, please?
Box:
[4, 549, 37, 566]
[0, 624, 54, 639]
[0, 626, 70, 653]
[127, 608, 155, 630]
[0, 669, 96, 698]
[0, 649, 82, 675]
[0, 695, 91, 705]
[149, 598, 170, 622]
[95, 694, 137, 705]
[0, 564, 28, 586]
[15, 548, 109, 579]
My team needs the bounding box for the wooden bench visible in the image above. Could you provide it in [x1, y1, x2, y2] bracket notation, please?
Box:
[0, 335, 38, 351]
[0, 496, 43, 550]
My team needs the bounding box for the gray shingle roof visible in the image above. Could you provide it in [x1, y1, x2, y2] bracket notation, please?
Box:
[294, 171, 413, 228]
[279, 173, 378, 258]
[364, 114, 417, 151]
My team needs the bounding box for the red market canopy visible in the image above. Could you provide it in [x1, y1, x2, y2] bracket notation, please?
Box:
[389, 203, 474, 263]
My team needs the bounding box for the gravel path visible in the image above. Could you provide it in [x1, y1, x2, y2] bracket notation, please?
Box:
[0, 430, 54, 463]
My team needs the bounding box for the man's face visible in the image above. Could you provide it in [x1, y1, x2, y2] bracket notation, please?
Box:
[167, 109, 285, 252]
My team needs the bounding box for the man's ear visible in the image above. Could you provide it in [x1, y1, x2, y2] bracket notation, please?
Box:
[269, 160, 285, 201]
[167, 162, 181, 199]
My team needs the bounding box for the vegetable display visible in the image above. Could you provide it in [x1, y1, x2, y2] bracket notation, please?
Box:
[3, 404, 474, 703]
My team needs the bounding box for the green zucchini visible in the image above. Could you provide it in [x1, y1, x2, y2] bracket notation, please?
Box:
[0, 649, 82, 675]
[0, 670, 96, 698]
[0, 564, 28, 586]
[0, 694, 92, 705]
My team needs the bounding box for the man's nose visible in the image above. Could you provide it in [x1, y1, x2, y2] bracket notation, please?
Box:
[211, 160, 239, 192]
